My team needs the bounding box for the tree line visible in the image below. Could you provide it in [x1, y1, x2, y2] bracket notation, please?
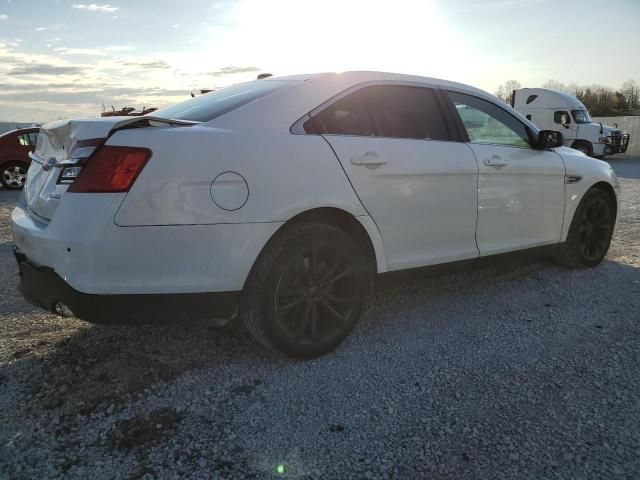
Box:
[495, 79, 639, 117]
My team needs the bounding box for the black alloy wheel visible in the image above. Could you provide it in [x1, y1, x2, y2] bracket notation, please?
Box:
[242, 222, 369, 358]
[274, 242, 360, 345]
[577, 194, 613, 262]
[557, 188, 615, 268]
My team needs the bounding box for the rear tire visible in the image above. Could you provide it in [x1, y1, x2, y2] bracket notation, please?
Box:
[572, 140, 593, 156]
[556, 188, 615, 268]
[241, 222, 369, 358]
[1, 162, 27, 190]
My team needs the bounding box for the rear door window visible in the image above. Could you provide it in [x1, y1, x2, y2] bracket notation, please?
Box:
[312, 90, 376, 137]
[308, 84, 449, 140]
[364, 85, 449, 140]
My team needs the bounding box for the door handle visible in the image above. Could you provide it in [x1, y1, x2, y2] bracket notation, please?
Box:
[351, 151, 387, 167]
[483, 155, 509, 167]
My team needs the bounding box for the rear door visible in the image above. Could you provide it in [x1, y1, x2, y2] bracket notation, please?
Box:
[312, 84, 479, 270]
[446, 90, 565, 255]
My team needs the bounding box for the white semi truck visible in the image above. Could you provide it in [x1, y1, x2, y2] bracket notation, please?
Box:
[512, 88, 630, 157]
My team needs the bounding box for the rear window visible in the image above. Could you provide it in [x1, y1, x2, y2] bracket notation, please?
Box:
[17, 133, 38, 146]
[150, 80, 291, 122]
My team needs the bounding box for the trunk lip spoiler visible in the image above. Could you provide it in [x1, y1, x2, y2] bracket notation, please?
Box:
[31, 116, 200, 168]
[111, 116, 202, 131]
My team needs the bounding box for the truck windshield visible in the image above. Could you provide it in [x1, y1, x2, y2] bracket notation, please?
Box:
[571, 109, 592, 124]
[150, 80, 291, 122]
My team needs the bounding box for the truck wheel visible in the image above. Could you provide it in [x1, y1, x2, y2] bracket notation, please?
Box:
[572, 140, 592, 156]
[1, 162, 27, 190]
[241, 222, 369, 358]
[556, 188, 615, 268]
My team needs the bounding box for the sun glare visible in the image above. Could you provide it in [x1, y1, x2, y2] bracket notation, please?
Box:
[200, 0, 472, 82]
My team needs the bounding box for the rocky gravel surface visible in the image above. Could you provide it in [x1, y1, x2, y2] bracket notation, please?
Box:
[1, 157, 639, 479]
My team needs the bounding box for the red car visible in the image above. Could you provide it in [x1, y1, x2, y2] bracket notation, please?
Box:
[0, 127, 39, 190]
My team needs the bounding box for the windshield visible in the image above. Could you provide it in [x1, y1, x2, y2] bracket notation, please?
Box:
[571, 109, 592, 124]
[150, 80, 291, 122]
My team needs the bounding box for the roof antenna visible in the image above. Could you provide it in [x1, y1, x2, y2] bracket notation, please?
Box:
[257, 73, 273, 80]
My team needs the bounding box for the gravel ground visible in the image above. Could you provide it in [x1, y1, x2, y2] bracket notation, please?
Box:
[0, 157, 639, 479]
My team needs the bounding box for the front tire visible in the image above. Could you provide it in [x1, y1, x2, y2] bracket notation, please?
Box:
[1, 162, 27, 190]
[241, 222, 369, 358]
[572, 140, 593, 156]
[557, 188, 615, 268]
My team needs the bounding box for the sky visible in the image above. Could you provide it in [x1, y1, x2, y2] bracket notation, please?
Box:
[0, 0, 639, 122]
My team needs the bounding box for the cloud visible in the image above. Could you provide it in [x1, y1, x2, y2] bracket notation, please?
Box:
[0, 86, 186, 103]
[35, 27, 46, 31]
[121, 60, 171, 69]
[0, 14, 7, 20]
[71, 4, 119, 13]
[455, 0, 553, 11]
[53, 45, 131, 56]
[10, 63, 85, 76]
[171, 24, 180, 29]
[208, 65, 260, 76]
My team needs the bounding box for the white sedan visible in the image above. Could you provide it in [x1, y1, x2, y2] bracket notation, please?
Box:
[12, 71, 619, 358]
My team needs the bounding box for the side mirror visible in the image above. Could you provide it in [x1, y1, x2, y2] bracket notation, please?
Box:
[537, 130, 564, 149]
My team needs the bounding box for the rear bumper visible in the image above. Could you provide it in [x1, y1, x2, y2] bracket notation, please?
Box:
[14, 248, 239, 324]
[11, 194, 282, 295]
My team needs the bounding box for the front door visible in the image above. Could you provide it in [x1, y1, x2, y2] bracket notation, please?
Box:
[447, 91, 566, 255]
[313, 84, 479, 270]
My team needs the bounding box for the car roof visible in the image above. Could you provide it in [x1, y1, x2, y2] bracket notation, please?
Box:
[0, 127, 39, 138]
[213, 70, 539, 135]
[269, 70, 496, 97]
[283, 71, 535, 127]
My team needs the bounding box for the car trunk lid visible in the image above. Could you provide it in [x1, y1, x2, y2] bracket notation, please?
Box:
[24, 116, 199, 221]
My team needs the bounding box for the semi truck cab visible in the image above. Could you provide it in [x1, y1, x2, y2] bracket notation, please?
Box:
[512, 88, 630, 157]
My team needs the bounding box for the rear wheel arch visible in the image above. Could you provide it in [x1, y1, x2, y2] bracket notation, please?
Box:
[245, 207, 379, 293]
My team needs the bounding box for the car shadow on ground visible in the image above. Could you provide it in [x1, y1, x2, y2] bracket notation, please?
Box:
[1, 318, 266, 417]
[3, 249, 638, 419]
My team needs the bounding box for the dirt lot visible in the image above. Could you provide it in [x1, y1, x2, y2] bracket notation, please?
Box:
[0, 157, 639, 479]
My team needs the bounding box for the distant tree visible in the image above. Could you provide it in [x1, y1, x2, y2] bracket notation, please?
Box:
[542, 79, 567, 91]
[495, 80, 521, 104]
[495, 78, 638, 116]
[615, 92, 629, 111]
[566, 82, 581, 96]
[621, 79, 639, 109]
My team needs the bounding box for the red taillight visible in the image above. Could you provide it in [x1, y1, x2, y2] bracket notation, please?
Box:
[68, 146, 151, 193]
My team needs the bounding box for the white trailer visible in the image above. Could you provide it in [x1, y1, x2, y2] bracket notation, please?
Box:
[512, 88, 630, 157]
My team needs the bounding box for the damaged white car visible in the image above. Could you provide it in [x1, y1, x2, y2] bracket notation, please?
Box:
[12, 71, 620, 357]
